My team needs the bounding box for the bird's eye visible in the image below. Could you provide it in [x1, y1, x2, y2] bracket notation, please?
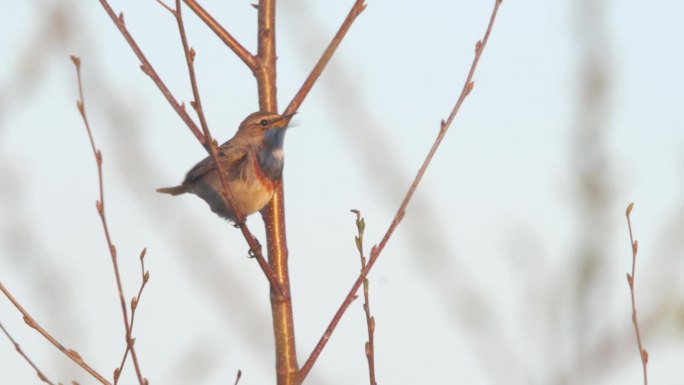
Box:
[259, 119, 269, 127]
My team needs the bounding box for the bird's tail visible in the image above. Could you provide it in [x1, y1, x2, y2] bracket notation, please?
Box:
[156, 185, 188, 196]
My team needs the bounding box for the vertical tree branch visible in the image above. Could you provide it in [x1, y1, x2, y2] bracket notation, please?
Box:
[625, 203, 649, 385]
[255, 1, 299, 384]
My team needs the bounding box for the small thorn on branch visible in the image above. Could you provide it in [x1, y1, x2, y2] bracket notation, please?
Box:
[118, 12, 125, 26]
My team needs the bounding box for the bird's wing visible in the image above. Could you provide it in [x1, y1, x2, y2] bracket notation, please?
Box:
[183, 142, 249, 183]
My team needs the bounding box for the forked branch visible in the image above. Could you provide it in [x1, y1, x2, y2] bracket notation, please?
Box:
[182, 0, 257, 70]
[71, 55, 146, 385]
[97, 0, 206, 147]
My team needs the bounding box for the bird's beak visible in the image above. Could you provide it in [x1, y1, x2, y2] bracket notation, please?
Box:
[275, 112, 297, 128]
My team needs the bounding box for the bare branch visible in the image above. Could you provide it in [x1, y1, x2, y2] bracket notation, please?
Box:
[71, 55, 147, 385]
[0, 281, 111, 385]
[97, 0, 207, 147]
[0, 321, 56, 385]
[182, 0, 257, 70]
[113, 248, 150, 384]
[351, 210, 377, 385]
[254, 1, 300, 383]
[625, 202, 649, 385]
[283, 0, 366, 116]
[298, 1, 503, 381]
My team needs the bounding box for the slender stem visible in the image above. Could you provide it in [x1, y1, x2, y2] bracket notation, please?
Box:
[625, 203, 649, 385]
[72, 56, 146, 385]
[182, 0, 257, 70]
[297, 1, 503, 381]
[283, 0, 366, 116]
[113, 249, 150, 384]
[351, 210, 377, 385]
[0, 321, 56, 385]
[0, 282, 111, 385]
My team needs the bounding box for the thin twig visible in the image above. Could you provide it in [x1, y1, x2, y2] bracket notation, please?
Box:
[625, 202, 649, 385]
[97, 0, 207, 147]
[297, 1, 503, 381]
[283, 0, 366, 116]
[351, 210, 377, 385]
[71, 55, 146, 385]
[113, 248, 150, 384]
[0, 321, 56, 385]
[182, 0, 257, 70]
[234, 369, 243, 385]
[0, 282, 112, 385]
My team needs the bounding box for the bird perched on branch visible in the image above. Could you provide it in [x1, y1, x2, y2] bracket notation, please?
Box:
[157, 111, 294, 222]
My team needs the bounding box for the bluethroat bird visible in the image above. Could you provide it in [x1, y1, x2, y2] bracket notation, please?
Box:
[157, 111, 294, 221]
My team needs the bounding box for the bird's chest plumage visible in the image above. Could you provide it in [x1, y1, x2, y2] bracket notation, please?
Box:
[191, 149, 281, 221]
[228, 152, 278, 214]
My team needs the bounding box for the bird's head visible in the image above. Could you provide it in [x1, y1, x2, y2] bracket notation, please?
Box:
[236, 111, 295, 146]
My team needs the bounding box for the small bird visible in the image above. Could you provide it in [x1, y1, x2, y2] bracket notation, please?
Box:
[157, 111, 294, 222]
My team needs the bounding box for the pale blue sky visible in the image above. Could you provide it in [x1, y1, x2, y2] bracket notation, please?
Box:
[1, 1, 683, 384]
